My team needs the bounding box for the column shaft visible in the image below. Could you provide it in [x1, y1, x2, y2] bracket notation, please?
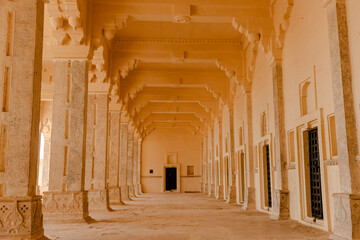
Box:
[108, 112, 122, 204]
[0, 0, 45, 238]
[85, 93, 110, 212]
[119, 122, 129, 201]
[326, 0, 360, 238]
[133, 136, 139, 195]
[270, 59, 289, 220]
[227, 109, 237, 203]
[127, 129, 134, 197]
[43, 60, 90, 223]
[243, 92, 255, 209]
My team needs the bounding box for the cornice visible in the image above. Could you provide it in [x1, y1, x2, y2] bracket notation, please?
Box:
[113, 38, 242, 45]
[133, 67, 222, 73]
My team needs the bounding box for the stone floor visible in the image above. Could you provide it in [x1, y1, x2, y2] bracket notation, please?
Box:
[45, 193, 330, 240]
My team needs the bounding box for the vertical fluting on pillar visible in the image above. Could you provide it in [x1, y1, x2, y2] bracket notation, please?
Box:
[0, 0, 46, 238]
[127, 128, 135, 197]
[270, 56, 289, 220]
[85, 93, 111, 212]
[325, 0, 360, 239]
[119, 121, 130, 201]
[108, 111, 122, 204]
[43, 60, 91, 223]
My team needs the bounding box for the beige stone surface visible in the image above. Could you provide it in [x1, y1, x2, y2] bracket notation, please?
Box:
[44, 193, 329, 240]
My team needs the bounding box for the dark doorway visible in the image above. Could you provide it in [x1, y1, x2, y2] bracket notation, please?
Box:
[308, 128, 323, 220]
[166, 167, 177, 191]
[264, 145, 272, 208]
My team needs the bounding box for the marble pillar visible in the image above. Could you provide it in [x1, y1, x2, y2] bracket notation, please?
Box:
[270, 56, 289, 220]
[127, 128, 135, 197]
[243, 91, 256, 210]
[227, 109, 237, 204]
[85, 93, 110, 212]
[326, 0, 360, 239]
[119, 122, 130, 201]
[108, 111, 122, 204]
[133, 135, 139, 196]
[43, 60, 91, 223]
[0, 0, 46, 238]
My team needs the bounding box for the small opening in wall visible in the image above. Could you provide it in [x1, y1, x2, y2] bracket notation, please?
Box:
[187, 165, 194, 176]
[149, 169, 153, 174]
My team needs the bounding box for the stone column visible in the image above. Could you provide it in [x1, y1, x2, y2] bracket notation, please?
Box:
[243, 91, 255, 209]
[0, 0, 45, 238]
[85, 93, 110, 212]
[108, 111, 122, 204]
[133, 133, 139, 196]
[325, 0, 360, 239]
[207, 130, 211, 196]
[43, 60, 91, 223]
[119, 119, 130, 201]
[217, 121, 225, 200]
[210, 129, 215, 197]
[270, 55, 289, 220]
[227, 108, 237, 203]
[137, 138, 143, 194]
[127, 127, 135, 197]
[203, 135, 208, 194]
[40, 120, 52, 194]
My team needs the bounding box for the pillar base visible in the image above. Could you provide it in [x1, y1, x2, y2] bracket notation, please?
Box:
[0, 196, 46, 240]
[137, 184, 143, 195]
[217, 185, 224, 200]
[270, 189, 289, 220]
[243, 187, 256, 210]
[133, 185, 140, 196]
[43, 191, 92, 223]
[88, 189, 111, 212]
[210, 184, 215, 197]
[331, 193, 360, 240]
[120, 186, 131, 201]
[204, 184, 208, 194]
[108, 187, 124, 205]
[128, 185, 135, 198]
[226, 186, 237, 204]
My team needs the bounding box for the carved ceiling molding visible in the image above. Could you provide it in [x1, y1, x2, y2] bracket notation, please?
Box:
[133, 67, 223, 73]
[47, 0, 87, 46]
[103, 15, 129, 41]
[113, 38, 242, 45]
[120, 59, 140, 79]
[274, 0, 294, 49]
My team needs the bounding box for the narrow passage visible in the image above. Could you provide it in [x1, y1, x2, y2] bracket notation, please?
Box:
[45, 193, 329, 240]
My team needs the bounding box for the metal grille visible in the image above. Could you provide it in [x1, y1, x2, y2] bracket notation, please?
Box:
[308, 129, 323, 219]
[265, 145, 272, 208]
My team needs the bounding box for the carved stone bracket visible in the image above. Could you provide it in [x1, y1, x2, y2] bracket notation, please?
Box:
[103, 15, 129, 41]
[47, 0, 87, 45]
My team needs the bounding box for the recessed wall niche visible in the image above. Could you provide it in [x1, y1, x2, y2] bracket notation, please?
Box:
[299, 77, 317, 117]
[165, 152, 178, 164]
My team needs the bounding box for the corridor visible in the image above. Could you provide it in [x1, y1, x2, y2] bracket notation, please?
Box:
[45, 193, 329, 240]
